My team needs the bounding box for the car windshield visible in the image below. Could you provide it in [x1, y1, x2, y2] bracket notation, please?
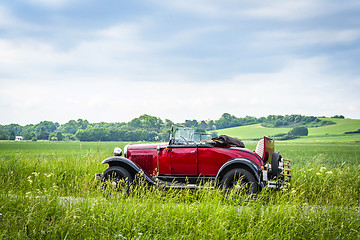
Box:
[171, 126, 211, 145]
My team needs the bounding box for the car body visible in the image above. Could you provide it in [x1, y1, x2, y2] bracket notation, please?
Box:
[97, 126, 291, 194]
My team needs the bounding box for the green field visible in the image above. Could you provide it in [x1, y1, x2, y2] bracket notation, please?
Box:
[217, 118, 360, 141]
[0, 140, 359, 239]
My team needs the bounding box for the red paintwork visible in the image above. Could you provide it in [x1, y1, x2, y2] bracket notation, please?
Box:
[126, 142, 264, 176]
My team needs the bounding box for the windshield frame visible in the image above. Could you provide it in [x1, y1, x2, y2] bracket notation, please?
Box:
[169, 125, 211, 145]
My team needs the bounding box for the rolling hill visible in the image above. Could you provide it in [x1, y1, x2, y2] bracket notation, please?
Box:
[216, 118, 360, 141]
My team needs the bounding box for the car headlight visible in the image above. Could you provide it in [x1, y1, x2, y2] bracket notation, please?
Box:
[114, 147, 122, 156]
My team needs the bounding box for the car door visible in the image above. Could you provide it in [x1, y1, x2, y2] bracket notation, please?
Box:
[169, 145, 197, 175]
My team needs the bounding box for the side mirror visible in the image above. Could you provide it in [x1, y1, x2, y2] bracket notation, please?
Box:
[114, 147, 122, 156]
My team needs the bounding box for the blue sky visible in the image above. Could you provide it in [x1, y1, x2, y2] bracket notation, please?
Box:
[1, 0, 360, 125]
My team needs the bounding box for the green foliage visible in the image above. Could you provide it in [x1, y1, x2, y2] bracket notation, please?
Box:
[185, 119, 198, 128]
[128, 114, 164, 132]
[75, 128, 160, 142]
[49, 131, 64, 141]
[9, 130, 16, 140]
[261, 115, 334, 128]
[58, 119, 89, 135]
[291, 126, 309, 136]
[0, 127, 9, 140]
[0, 115, 354, 142]
[37, 127, 49, 140]
[331, 115, 345, 119]
[215, 113, 258, 129]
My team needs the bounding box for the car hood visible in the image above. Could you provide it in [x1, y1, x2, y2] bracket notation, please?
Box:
[127, 142, 168, 150]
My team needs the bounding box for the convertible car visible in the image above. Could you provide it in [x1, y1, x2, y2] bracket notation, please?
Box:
[96, 125, 291, 194]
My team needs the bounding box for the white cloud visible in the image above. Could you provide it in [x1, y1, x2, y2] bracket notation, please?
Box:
[242, 0, 322, 21]
[154, 0, 360, 23]
[154, 0, 328, 21]
[256, 29, 360, 47]
[26, 0, 73, 8]
[1, 56, 359, 125]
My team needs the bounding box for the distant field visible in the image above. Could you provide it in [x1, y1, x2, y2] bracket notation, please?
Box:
[217, 124, 291, 139]
[0, 141, 128, 155]
[309, 118, 360, 135]
[217, 118, 360, 141]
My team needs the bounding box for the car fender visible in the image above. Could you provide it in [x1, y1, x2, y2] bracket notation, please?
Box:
[215, 158, 264, 188]
[101, 156, 157, 185]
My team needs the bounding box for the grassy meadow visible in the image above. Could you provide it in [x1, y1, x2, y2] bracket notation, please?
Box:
[217, 118, 360, 141]
[1, 126, 360, 239]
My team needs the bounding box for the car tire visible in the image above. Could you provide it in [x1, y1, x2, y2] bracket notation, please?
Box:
[270, 152, 282, 179]
[101, 166, 133, 193]
[221, 168, 258, 194]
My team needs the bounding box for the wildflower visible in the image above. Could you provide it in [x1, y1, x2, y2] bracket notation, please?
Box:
[325, 171, 333, 174]
[52, 183, 58, 190]
[27, 176, 33, 184]
[44, 173, 53, 178]
[32, 172, 40, 177]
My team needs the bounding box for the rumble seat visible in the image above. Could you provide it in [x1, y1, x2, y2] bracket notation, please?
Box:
[255, 138, 265, 159]
[255, 137, 274, 162]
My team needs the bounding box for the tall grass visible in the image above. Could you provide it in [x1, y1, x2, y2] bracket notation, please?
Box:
[0, 141, 359, 239]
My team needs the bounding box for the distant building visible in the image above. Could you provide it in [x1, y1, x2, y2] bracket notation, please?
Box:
[15, 136, 23, 141]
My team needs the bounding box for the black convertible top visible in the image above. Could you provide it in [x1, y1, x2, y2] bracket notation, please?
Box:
[208, 135, 245, 148]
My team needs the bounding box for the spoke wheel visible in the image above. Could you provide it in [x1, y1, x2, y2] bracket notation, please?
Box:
[101, 166, 133, 195]
[221, 168, 258, 195]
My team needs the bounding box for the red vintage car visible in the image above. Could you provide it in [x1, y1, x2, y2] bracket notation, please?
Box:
[97, 126, 291, 194]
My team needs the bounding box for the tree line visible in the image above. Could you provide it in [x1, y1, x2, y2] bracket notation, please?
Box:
[0, 113, 338, 142]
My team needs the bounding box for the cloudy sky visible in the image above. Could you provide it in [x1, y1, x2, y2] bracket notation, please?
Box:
[1, 0, 360, 125]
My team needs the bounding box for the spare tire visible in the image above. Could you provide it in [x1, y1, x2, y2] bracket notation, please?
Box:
[270, 152, 282, 179]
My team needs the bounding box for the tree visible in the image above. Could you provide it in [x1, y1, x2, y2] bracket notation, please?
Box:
[38, 127, 50, 140]
[274, 120, 283, 127]
[198, 120, 207, 131]
[291, 126, 308, 136]
[34, 121, 59, 134]
[49, 131, 64, 141]
[0, 128, 9, 140]
[128, 114, 164, 132]
[184, 120, 198, 128]
[9, 130, 15, 140]
[59, 120, 78, 134]
[332, 115, 345, 119]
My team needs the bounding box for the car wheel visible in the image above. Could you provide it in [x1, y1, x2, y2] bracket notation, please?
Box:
[101, 166, 133, 193]
[221, 168, 258, 194]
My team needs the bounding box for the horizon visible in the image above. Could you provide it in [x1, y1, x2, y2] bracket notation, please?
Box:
[1, 113, 355, 127]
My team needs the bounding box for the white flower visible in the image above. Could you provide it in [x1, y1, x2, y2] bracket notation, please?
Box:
[27, 176, 33, 184]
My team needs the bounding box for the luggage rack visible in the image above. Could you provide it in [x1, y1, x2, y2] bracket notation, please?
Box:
[268, 158, 291, 189]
